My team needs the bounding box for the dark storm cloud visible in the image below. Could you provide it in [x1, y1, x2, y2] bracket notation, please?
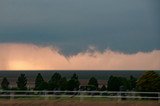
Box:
[0, 0, 160, 54]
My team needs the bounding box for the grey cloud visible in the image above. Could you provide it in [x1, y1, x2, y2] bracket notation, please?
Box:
[0, 0, 159, 54]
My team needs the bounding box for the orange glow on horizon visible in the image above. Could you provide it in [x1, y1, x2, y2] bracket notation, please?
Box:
[0, 43, 160, 70]
[8, 61, 34, 70]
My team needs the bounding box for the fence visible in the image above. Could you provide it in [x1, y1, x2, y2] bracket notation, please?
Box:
[0, 90, 160, 102]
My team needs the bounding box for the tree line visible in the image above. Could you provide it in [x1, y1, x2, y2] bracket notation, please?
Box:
[1, 71, 160, 92]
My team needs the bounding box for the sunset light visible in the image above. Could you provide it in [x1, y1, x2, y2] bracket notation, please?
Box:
[8, 61, 33, 70]
[0, 0, 160, 106]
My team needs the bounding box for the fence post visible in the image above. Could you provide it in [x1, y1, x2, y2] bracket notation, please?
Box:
[10, 92, 14, 100]
[100, 91, 103, 96]
[132, 91, 135, 100]
[118, 92, 121, 102]
[45, 91, 48, 100]
[80, 91, 84, 102]
[158, 92, 160, 103]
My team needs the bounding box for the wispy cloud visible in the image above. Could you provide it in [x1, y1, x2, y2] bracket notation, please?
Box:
[0, 43, 160, 70]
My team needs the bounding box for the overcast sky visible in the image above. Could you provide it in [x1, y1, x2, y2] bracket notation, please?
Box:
[0, 0, 160, 70]
[0, 0, 159, 55]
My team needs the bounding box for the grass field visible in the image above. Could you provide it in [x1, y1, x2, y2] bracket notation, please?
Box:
[0, 98, 159, 106]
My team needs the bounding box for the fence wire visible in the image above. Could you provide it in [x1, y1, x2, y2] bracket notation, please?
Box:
[0, 90, 160, 102]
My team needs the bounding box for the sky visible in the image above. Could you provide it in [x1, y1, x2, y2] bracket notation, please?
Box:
[0, 0, 160, 70]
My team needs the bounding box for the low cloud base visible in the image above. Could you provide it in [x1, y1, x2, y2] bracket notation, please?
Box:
[0, 43, 160, 70]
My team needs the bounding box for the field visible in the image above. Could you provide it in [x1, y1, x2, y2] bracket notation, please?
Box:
[0, 98, 159, 106]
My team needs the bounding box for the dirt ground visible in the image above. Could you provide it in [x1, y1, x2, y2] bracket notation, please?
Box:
[0, 100, 159, 106]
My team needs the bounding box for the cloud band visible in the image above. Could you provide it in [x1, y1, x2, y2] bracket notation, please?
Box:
[0, 43, 160, 70]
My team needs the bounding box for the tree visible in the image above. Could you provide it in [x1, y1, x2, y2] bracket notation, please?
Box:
[37, 81, 48, 90]
[107, 75, 131, 91]
[67, 73, 80, 91]
[59, 77, 68, 90]
[48, 72, 62, 90]
[107, 76, 122, 91]
[35, 73, 44, 90]
[129, 75, 137, 90]
[17, 74, 27, 90]
[136, 71, 160, 92]
[1, 77, 9, 90]
[118, 77, 130, 90]
[88, 77, 98, 90]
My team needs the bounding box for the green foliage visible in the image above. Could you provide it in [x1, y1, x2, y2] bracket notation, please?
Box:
[59, 77, 68, 90]
[136, 71, 160, 92]
[1, 77, 9, 90]
[67, 73, 80, 91]
[129, 75, 137, 90]
[16, 74, 27, 90]
[35, 73, 45, 90]
[118, 77, 130, 90]
[107, 76, 122, 91]
[88, 77, 98, 90]
[48, 72, 62, 90]
[37, 81, 48, 90]
[2, 71, 160, 92]
[107, 76, 130, 91]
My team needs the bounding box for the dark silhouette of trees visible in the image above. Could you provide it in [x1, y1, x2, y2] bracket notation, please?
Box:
[35, 73, 45, 90]
[59, 77, 68, 90]
[129, 75, 137, 90]
[136, 71, 160, 92]
[37, 81, 48, 90]
[16, 74, 27, 90]
[48, 72, 62, 90]
[1, 71, 159, 92]
[107, 75, 131, 91]
[88, 77, 98, 90]
[107, 76, 122, 91]
[67, 73, 80, 91]
[1, 77, 9, 90]
[119, 77, 130, 90]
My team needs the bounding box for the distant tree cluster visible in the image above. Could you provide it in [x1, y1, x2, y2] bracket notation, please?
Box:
[34, 73, 80, 91]
[0, 71, 160, 92]
[107, 75, 136, 91]
[88, 77, 98, 90]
